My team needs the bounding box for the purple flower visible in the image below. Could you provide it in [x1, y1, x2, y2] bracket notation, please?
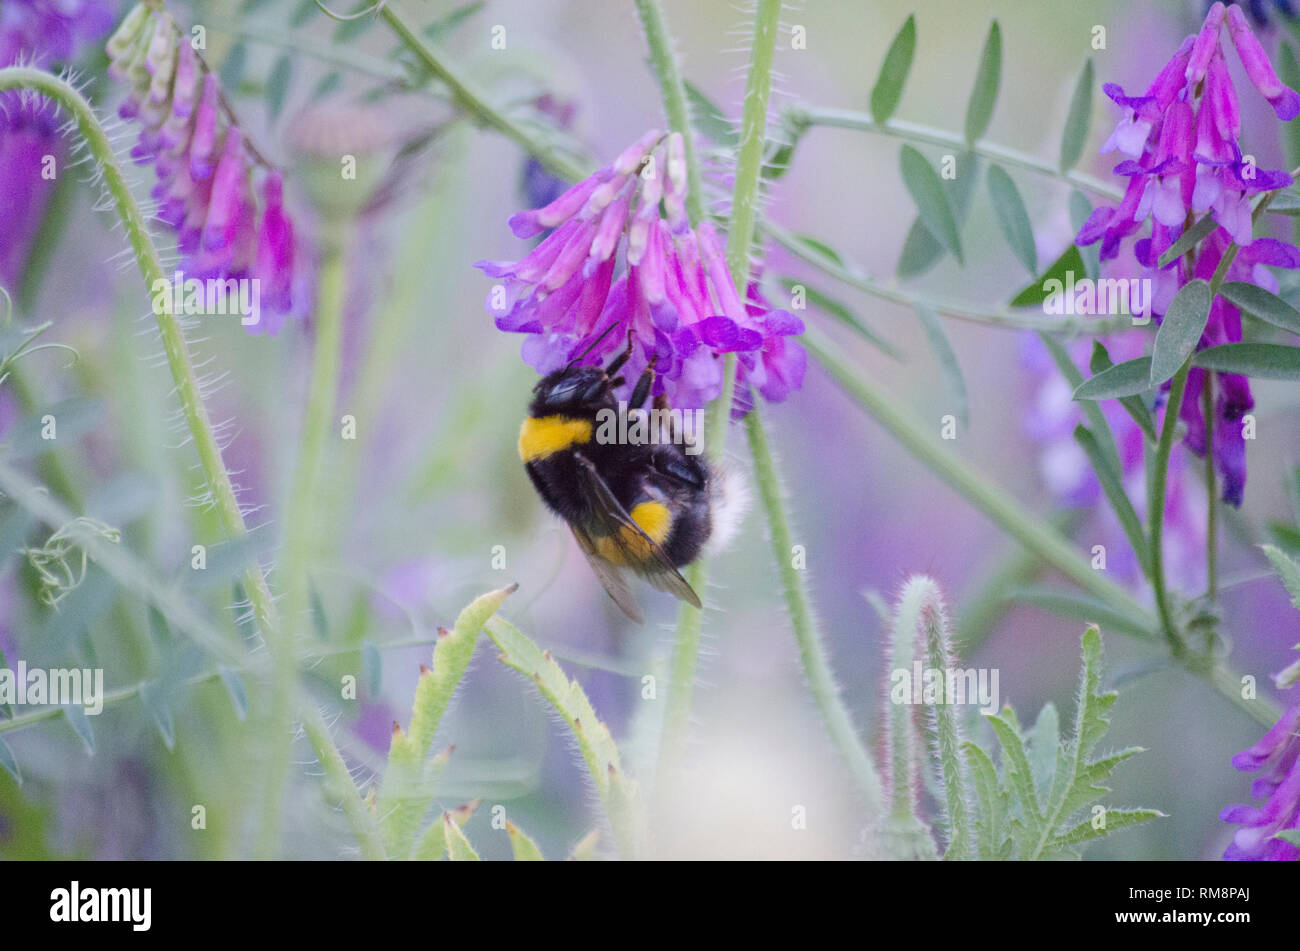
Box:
[478, 130, 804, 411]
[104, 5, 299, 333]
[0, 0, 115, 289]
[1076, 2, 1300, 507]
[1219, 704, 1300, 859]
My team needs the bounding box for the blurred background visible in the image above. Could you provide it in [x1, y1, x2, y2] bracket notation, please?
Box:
[2, 0, 1299, 860]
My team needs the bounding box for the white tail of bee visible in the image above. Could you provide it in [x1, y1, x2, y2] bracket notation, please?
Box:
[705, 461, 750, 557]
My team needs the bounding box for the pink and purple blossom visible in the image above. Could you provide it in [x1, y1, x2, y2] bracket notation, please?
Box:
[479, 130, 804, 411]
[1220, 704, 1300, 859]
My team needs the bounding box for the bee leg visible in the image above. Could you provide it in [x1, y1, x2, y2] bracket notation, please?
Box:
[628, 354, 659, 410]
[603, 328, 637, 378]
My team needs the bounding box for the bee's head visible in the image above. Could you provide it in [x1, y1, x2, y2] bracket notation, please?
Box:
[530, 365, 613, 415]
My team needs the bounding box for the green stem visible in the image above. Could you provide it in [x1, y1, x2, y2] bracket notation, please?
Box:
[0, 67, 278, 644]
[299, 705, 388, 860]
[261, 225, 348, 855]
[1149, 362, 1191, 657]
[633, 0, 706, 225]
[792, 107, 1123, 201]
[376, 3, 586, 183]
[806, 329, 1281, 726]
[764, 219, 1134, 334]
[750, 402, 886, 808]
[650, 0, 780, 794]
[1204, 375, 1218, 601]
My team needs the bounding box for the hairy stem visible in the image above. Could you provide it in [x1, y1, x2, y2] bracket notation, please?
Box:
[377, 3, 586, 182]
[792, 107, 1123, 201]
[634, 0, 706, 225]
[806, 329, 1281, 726]
[0, 67, 278, 644]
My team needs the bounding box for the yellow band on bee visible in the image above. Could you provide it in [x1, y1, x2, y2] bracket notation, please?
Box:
[594, 501, 673, 566]
[518, 415, 593, 461]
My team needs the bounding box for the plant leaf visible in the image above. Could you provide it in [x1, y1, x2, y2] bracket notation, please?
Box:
[964, 21, 1002, 144]
[987, 164, 1036, 274]
[506, 821, 546, 860]
[1217, 282, 1300, 335]
[1059, 59, 1093, 172]
[1193, 342, 1300, 380]
[684, 81, 738, 148]
[266, 54, 292, 122]
[218, 665, 249, 721]
[485, 616, 646, 859]
[1261, 545, 1300, 610]
[1073, 356, 1155, 400]
[1073, 425, 1150, 577]
[1090, 341, 1157, 442]
[1150, 279, 1212, 386]
[1009, 586, 1154, 641]
[900, 145, 963, 264]
[0, 736, 19, 785]
[63, 704, 95, 755]
[139, 684, 174, 750]
[1037, 333, 1119, 474]
[897, 152, 978, 277]
[871, 15, 916, 124]
[915, 304, 968, 427]
[1158, 213, 1218, 268]
[1010, 245, 1085, 307]
[443, 812, 481, 861]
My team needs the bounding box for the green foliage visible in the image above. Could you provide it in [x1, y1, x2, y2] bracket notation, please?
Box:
[506, 821, 546, 861]
[963, 21, 1002, 145]
[964, 627, 1162, 860]
[485, 617, 646, 859]
[1261, 545, 1300, 688]
[1059, 59, 1093, 172]
[1193, 342, 1300, 380]
[870, 15, 916, 124]
[899, 146, 963, 264]
[986, 164, 1036, 274]
[376, 585, 514, 859]
[1150, 280, 1212, 386]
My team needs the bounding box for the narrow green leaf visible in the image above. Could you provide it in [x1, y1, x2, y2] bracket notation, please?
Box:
[485, 616, 645, 859]
[506, 821, 546, 860]
[1275, 829, 1300, 846]
[964, 21, 1002, 144]
[1090, 341, 1157, 442]
[778, 278, 900, 358]
[915, 304, 968, 427]
[1193, 342, 1300, 380]
[218, 665, 249, 721]
[1265, 186, 1300, 215]
[871, 15, 916, 123]
[1059, 59, 1094, 172]
[791, 233, 844, 267]
[1158, 213, 1219, 268]
[63, 704, 95, 755]
[1261, 545, 1300, 610]
[313, 72, 342, 99]
[963, 741, 1008, 860]
[219, 42, 247, 91]
[1010, 245, 1085, 307]
[1073, 356, 1154, 400]
[139, 685, 174, 750]
[1074, 425, 1150, 576]
[310, 584, 329, 640]
[684, 81, 738, 148]
[1150, 279, 1212, 385]
[422, 1, 485, 40]
[897, 153, 979, 277]
[1009, 585, 1154, 641]
[987, 712, 1044, 829]
[1217, 282, 1300, 335]
[443, 813, 481, 861]
[986, 164, 1036, 274]
[900, 146, 963, 264]
[1038, 333, 1119, 475]
[1026, 702, 1060, 804]
[266, 54, 292, 122]
[362, 639, 382, 698]
[1054, 808, 1163, 848]
[0, 736, 19, 785]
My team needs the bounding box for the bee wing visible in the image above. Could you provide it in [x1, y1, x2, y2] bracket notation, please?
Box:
[573, 453, 703, 611]
[568, 524, 645, 624]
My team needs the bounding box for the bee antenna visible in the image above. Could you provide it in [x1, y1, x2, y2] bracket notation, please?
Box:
[565, 321, 622, 370]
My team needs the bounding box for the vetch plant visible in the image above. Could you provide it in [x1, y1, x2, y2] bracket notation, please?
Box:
[1, 0, 1298, 864]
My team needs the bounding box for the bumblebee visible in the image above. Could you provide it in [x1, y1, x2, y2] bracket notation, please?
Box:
[519, 330, 740, 623]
